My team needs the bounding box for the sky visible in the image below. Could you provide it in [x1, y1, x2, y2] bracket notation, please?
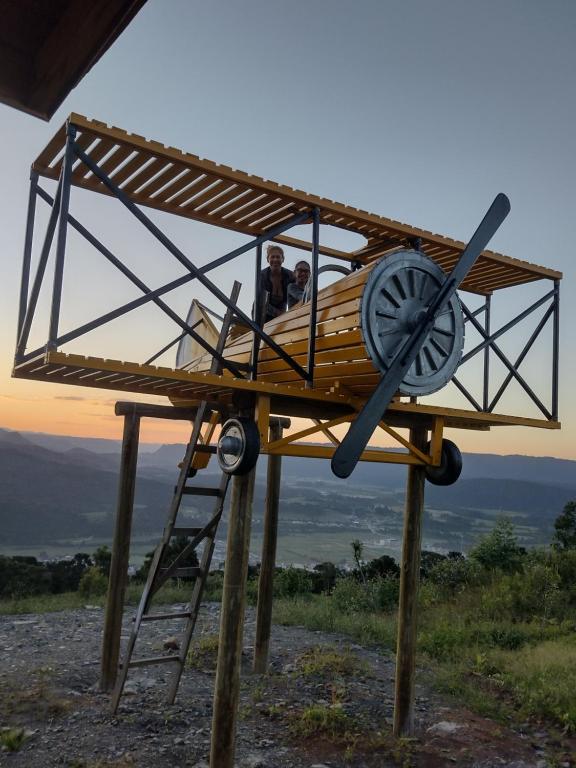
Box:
[0, 0, 574, 459]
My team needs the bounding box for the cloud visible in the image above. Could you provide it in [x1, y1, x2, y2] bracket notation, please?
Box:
[54, 395, 87, 401]
[0, 394, 48, 402]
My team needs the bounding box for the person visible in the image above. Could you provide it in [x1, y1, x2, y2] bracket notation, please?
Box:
[258, 244, 294, 322]
[287, 260, 311, 308]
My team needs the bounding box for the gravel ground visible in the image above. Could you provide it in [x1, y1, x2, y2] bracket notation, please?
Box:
[0, 603, 572, 767]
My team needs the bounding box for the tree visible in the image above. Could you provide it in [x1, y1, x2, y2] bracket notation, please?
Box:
[364, 554, 399, 579]
[469, 519, 525, 573]
[92, 545, 112, 577]
[136, 536, 200, 582]
[0, 556, 51, 598]
[351, 539, 366, 584]
[312, 562, 340, 593]
[47, 553, 91, 593]
[419, 550, 446, 578]
[553, 500, 576, 551]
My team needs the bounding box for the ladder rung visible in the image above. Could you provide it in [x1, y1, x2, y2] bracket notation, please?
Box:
[127, 654, 182, 669]
[181, 486, 222, 497]
[160, 567, 203, 579]
[140, 611, 193, 622]
[171, 527, 203, 537]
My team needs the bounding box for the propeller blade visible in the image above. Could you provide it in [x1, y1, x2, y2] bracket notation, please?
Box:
[331, 193, 510, 479]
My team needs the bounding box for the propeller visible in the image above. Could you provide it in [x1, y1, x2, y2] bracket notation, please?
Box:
[331, 193, 511, 479]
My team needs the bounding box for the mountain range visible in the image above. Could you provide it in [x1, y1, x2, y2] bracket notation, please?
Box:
[0, 427, 574, 562]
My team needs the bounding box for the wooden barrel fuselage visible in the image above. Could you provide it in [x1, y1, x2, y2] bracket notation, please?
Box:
[189, 261, 383, 397]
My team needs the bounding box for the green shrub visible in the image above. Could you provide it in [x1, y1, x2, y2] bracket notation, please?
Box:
[372, 576, 400, 612]
[332, 575, 399, 614]
[273, 566, 313, 598]
[0, 555, 51, 599]
[469, 518, 525, 573]
[332, 577, 375, 613]
[78, 566, 108, 598]
[478, 564, 566, 623]
[427, 556, 484, 597]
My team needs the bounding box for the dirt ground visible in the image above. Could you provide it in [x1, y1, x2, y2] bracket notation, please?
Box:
[0, 603, 573, 767]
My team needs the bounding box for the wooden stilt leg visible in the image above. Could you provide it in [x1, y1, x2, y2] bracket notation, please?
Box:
[100, 410, 140, 692]
[393, 424, 427, 736]
[210, 467, 256, 768]
[253, 417, 288, 674]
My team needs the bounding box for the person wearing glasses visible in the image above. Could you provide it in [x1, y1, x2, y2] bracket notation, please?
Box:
[287, 260, 311, 308]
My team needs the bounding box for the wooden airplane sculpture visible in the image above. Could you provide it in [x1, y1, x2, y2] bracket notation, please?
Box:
[10, 115, 563, 749]
[12, 115, 562, 486]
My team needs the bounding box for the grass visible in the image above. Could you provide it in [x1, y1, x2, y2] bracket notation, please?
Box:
[273, 594, 397, 650]
[0, 581, 195, 616]
[1, 669, 72, 722]
[294, 645, 371, 678]
[272, 587, 576, 734]
[289, 703, 357, 741]
[485, 639, 576, 731]
[0, 727, 31, 752]
[186, 633, 220, 670]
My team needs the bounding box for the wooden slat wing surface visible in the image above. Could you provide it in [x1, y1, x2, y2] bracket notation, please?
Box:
[11, 351, 560, 431]
[31, 113, 562, 295]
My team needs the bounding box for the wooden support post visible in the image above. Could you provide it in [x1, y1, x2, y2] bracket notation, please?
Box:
[100, 410, 140, 692]
[210, 467, 256, 768]
[253, 416, 290, 673]
[393, 424, 427, 737]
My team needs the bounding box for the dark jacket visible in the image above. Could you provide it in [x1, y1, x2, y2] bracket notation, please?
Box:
[259, 266, 294, 321]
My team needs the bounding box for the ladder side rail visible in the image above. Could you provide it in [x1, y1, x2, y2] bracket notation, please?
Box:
[166, 471, 232, 703]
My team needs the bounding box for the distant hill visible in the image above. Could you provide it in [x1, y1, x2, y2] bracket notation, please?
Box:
[0, 428, 574, 554]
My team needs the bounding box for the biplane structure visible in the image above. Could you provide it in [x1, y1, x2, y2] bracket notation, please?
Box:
[13, 113, 561, 481]
[11, 114, 563, 752]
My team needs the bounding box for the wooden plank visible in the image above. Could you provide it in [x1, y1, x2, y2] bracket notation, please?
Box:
[100, 409, 140, 692]
[168, 174, 220, 207]
[228, 195, 280, 223]
[181, 180, 235, 212]
[199, 184, 252, 215]
[393, 425, 427, 737]
[99, 143, 134, 177]
[127, 654, 180, 668]
[218, 192, 272, 221]
[253, 418, 285, 674]
[138, 163, 186, 198]
[64, 130, 99, 178]
[122, 157, 171, 195]
[109, 150, 155, 188]
[73, 137, 117, 182]
[148, 168, 205, 204]
[32, 124, 67, 172]
[227, 328, 365, 364]
[211, 469, 256, 768]
[243, 201, 296, 228]
[272, 234, 351, 261]
[257, 345, 370, 374]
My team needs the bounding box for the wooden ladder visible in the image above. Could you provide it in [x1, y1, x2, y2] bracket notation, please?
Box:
[111, 283, 243, 712]
[110, 403, 230, 712]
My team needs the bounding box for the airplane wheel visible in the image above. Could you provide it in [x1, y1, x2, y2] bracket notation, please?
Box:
[425, 439, 462, 486]
[217, 418, 260, 475]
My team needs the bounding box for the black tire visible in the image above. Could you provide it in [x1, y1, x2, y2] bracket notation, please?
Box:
[425, 439, 462, 486]
[217, 418, 260, 476]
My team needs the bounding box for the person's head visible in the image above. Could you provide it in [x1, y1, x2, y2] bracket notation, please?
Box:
[294, 260, 311, 288]
[266, 244, 284, 271]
